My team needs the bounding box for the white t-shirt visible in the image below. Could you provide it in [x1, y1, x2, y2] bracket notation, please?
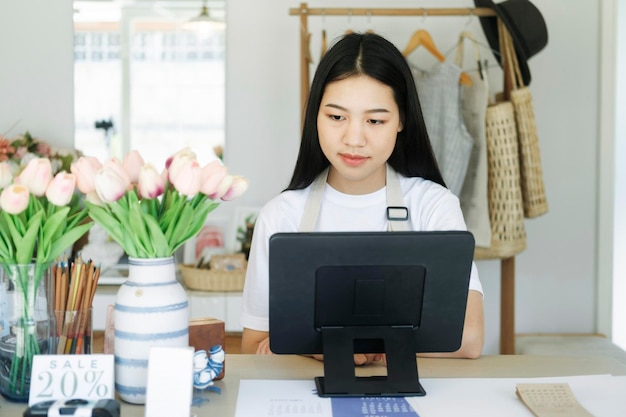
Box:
[240, 175, 483, 332]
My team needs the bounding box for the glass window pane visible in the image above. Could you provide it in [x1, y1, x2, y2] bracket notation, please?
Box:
[74, 24, 121, 160]
[130, 20, 225, 168]
[74, 3, 225, 168]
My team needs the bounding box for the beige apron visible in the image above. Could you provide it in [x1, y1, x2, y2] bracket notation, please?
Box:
[299, 164, 410, 232]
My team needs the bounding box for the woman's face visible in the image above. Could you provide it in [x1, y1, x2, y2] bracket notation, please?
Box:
[317, 75, 402, 195]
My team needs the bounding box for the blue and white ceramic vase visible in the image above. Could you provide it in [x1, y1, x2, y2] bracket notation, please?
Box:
[114, 256, 189, 404]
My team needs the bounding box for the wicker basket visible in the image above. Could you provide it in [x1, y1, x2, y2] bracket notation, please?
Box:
[501, 20, 548, 219]
[179, 264, 246, 292]
[511, 87, 548, 218]
[474, 100, 527, 260]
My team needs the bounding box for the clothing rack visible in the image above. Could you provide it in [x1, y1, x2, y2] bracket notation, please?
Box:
[289, 3, 517, 355]
[289, 3, 497, 112]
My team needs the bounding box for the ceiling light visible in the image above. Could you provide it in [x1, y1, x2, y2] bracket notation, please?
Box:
[182, 1, 225, 33]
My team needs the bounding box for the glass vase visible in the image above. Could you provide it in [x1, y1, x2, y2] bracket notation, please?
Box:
[114, 256, 189, 404]
[0, 263, 53, 402]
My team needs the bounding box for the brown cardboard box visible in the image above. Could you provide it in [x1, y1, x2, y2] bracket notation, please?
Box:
[188, 317, 225, 380]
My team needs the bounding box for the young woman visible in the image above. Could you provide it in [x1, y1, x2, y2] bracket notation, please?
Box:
[240, 33, 484, 363]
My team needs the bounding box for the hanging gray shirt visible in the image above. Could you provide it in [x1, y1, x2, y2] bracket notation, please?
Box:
[413, 61, 473, 197]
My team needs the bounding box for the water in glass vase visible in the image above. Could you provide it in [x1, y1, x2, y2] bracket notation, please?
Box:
[0, 263, 53, 402]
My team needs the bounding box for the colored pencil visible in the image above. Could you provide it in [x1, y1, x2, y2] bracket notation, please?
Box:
[52, 256, 101, 354]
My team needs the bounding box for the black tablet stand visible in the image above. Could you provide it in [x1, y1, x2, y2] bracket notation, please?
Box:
[314, 325, 426, 397]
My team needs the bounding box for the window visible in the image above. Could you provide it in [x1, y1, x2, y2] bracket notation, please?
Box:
[74, 2, 225, 168]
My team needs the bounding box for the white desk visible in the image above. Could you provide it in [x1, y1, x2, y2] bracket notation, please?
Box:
[1, 354, 625, 416]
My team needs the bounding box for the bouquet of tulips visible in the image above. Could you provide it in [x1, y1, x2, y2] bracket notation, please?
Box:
[0, 158, 91, 265]
[0, 158, 92, 399]
[70, 147, 248, 259]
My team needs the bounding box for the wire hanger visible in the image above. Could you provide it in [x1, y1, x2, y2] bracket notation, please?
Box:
[446, 29, 502, 77]
[456, 31, 484, 80]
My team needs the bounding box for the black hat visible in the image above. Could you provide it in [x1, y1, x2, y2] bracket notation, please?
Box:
[474, 0, 548, 85]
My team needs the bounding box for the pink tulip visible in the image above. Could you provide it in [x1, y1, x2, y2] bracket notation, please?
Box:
[208, 174, 234, 200]
[221, 176, 249, 201]
[166, 147, 197, 183]
[16, 158, 52, 196]
[103, 158, 132, 185]
[160, 167, 169, 184]
[46, 172, 77, 206]
[94, 163, 131, 203]
[199, 161, 228, 197]
[0, 184, 30, 214]
[70, 156, 103, 194]
[170, 159, 201, 197]
[85, 191, 103, 206]
[138, 163, 166, 199]
[0, 162, 12, 188]
[123, 150, 145, 184]
[165, 147, 196, 168]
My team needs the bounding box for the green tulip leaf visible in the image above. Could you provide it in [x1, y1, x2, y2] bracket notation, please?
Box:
[85, 203, 130, 253]
[168, 204, 193, 249]
[129, 203, 154, 257]
[47, 222, 94, 262]
[0, 230, 14, 261]
[42, 207, 70, 242]
[15, 211, 43, 264]
[142, 213, 170, 257]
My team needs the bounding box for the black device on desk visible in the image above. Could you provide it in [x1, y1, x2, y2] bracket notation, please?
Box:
[23, 399, 120, 417]
[269, 231, 474, 398]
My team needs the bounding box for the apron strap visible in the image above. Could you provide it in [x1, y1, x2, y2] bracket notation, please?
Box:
[299, 164, 410, 232]
[299, 167, 329, 232]
[385, 164, 409, 232]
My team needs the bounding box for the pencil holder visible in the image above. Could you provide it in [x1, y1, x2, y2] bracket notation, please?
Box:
[54, 308, 93, 355]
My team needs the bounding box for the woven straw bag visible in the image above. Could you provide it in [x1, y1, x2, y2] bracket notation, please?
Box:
[474, 99, 527, 259]
[474, 21, 527, 259]
[501, 21, 548, 218]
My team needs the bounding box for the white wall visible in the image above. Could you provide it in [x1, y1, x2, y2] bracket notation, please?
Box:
[0, 0, 74, 148]
[613, 0, 626, 350]
[0, 0, 617, 355]
[226, 0, 604, 355]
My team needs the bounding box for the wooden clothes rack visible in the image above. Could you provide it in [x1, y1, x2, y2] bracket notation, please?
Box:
[289, 3, 518, 355]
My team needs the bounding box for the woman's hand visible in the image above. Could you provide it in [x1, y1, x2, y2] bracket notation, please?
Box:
[249, 347, 383, 365]
[256, 336, 273, 355]
[241, 328, 271, 354]
[354, 354, 385, 366]
[308, 353, 384, 365]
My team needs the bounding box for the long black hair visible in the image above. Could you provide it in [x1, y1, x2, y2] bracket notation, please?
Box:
[286, 32, 445, 191]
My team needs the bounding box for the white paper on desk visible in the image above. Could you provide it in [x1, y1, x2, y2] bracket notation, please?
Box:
[235, 380, 332, 417]
[408, 374, 626, 417]
[235, 380, 420, 417]
[236, 376, 626, 417]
